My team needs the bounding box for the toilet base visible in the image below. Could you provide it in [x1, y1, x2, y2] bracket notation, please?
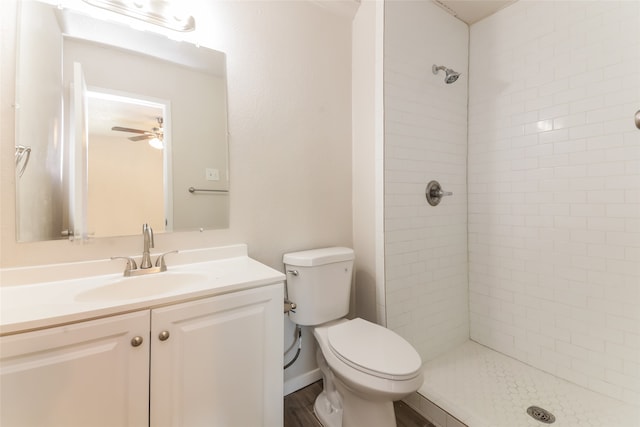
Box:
[334, 379, 397, 427]
[314, 377, 398, 427]
[314, 346, 399, 427]
[314, 390, 343, 427]
[314, 344, 343, 427]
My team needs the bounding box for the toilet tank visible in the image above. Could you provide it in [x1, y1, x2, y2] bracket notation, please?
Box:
[283, 247, 354, 326]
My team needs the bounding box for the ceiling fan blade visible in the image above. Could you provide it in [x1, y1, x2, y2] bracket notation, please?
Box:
[112, 126, 150, 134]
[128, 135, 153, 142]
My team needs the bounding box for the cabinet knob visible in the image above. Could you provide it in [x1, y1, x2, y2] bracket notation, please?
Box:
[158, 330, 170, 341]
[131, 336, 144, 347]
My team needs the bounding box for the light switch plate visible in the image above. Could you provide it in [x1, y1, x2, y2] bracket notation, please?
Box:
[206, 168, 219, 181]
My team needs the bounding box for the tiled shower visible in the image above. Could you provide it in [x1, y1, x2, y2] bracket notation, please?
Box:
[384, 0, 639, 411]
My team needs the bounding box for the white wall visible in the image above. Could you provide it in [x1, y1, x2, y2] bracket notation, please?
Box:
[383, 0, 469, 362]
[468, 0, 640, 404]
[1, 0, 353, 392]
[1, 0, 353, 269]
[352, 0, 384, 324]
[88, 134, 164, 237]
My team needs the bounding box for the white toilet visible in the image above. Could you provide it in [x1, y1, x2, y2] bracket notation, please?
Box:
[283, 247, 424, 427]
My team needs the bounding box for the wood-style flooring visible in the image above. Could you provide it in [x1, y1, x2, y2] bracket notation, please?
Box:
[284, 380, 435, 427]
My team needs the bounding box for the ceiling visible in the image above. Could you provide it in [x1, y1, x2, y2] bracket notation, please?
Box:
[432, 0, 517, 24]
[311, 0, 516, 23]
[88, 96, 163, 139]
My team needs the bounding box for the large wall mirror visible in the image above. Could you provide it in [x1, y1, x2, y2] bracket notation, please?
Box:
[14, 0, 229, 242]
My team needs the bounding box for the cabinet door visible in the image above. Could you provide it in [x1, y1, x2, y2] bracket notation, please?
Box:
[150, 283, 284, 427]
[0, 311, 150, 427]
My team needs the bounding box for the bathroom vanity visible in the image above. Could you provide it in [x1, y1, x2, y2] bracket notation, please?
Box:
[0, 245, 284, 427]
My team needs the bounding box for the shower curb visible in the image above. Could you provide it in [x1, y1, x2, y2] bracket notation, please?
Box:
[403, 392, 467, 427]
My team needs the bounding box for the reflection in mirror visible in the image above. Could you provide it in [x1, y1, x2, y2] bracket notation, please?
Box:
[14, 0, 229, 242]
[87, 90, 169, 237]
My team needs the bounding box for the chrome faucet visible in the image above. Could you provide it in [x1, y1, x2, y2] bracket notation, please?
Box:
[111, 223, 178, 277]
[140, 223, 154, 269]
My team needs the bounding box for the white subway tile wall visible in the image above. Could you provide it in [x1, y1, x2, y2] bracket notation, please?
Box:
[468, 0, 640, 404]
[384, 1, 469, 361]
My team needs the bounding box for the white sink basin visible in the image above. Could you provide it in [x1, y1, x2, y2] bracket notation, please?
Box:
[75, 272, 207, 301]
[1, 245, 288, 335]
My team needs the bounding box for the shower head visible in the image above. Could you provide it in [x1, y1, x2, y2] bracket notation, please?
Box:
[432, 64, 460, 84]
[445, 70, 460, 84]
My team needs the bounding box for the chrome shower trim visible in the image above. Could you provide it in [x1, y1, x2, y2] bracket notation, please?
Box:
[432, 64, 460, 84]
[432, 64, 446, 74]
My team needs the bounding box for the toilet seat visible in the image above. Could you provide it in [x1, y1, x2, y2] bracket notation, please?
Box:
[327, 318, 422, 381]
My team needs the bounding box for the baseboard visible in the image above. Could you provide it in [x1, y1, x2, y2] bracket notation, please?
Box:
[284, 368, 322, 396]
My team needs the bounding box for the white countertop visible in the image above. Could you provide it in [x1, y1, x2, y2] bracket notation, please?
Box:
[0, 245, 285, 335]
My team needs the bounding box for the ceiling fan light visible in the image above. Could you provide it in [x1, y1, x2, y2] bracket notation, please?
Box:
[148, 137, 163, 150]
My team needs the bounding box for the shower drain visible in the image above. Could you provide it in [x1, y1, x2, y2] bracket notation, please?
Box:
[527, 406, 556, 424]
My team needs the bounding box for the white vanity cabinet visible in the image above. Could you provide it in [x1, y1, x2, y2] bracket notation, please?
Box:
[0, 283, 284, 427]
[150, 284, 283, 427]
[0, 310, 151, 426]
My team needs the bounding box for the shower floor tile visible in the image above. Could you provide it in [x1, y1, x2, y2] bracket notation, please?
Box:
[417, 341, 639, 427]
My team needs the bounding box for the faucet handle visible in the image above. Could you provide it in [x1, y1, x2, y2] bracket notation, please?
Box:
[111, 256, 138, 274]
[155, 250, 178, 271]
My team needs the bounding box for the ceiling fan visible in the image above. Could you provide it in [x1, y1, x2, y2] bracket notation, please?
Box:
[111, 117, 164, 142]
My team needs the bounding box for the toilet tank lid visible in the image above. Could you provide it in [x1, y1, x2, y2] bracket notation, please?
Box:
[283, 247, 354, 267]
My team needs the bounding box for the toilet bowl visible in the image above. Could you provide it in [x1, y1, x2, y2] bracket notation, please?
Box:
[283, 247, 424, 427]
[312, 318, 423, 427]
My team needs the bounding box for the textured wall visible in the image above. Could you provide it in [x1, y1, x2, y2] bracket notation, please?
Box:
[384, 0, 469, 361]
[1, 0, 353, 270]
[1, 0, 353, 395]
[468, 0, 640, 404]
[352, 0, 385, 325]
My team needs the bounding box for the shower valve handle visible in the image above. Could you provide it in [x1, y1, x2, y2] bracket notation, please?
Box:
[426, 181, 453, 206]
[434, 189, 453, 198]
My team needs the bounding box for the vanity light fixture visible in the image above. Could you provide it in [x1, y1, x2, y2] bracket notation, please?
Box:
[82, 0, 196, 32]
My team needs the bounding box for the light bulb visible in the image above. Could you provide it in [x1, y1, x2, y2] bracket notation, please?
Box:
[148, 137, 163, 150]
